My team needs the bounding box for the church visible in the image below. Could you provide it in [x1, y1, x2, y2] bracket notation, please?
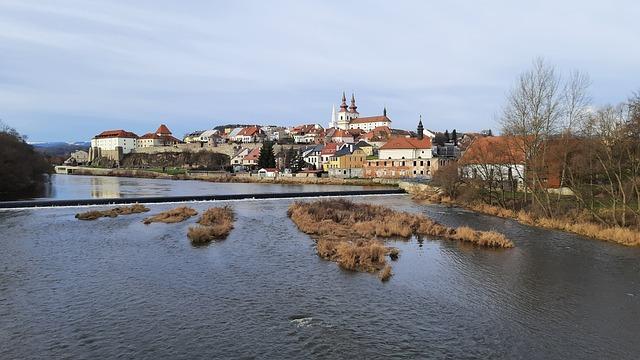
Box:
[328, 92, 392, 132]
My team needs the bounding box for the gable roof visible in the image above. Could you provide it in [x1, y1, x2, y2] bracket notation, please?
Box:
[320, 142, 338, 155]
[94, 130, 139, 139]
[460, 136, 525, 164]
[156, 124, 172, 135]
[334, 147, 352, 157]
[244, 147, 261, 161]
[238, 126, 261, 137]
[350, 115, 391, 124]
[380, 137, 432, 150]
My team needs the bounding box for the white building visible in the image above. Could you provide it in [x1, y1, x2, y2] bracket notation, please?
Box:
[329, 92, 392, 131]
[90, 130, 139, 154]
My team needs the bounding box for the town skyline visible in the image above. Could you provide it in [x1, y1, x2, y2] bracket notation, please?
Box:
[1, 0, 639, 141]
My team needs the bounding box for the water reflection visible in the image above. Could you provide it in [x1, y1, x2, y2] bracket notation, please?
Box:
[31, 174, 389, 200]
[2, 196, 639, 359]
[90, 176, 121, 198]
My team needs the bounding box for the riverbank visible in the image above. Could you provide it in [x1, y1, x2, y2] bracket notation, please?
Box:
[401, 182, 640, 247]
[55, 166, 398, 187]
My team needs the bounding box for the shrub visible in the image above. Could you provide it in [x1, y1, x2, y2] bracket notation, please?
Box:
[143, 206, 197, 224]
[187, 206, 235, 245]
[76, 204, 149, 220]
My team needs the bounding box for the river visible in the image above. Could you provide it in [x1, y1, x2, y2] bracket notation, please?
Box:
[1, 192, 639, 359]
[35, 174, 388, 200]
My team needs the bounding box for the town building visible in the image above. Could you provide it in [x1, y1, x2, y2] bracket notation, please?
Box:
[327, 147, 367, 178]
[137, 124, 182, 148]
[242, 147, 261, 167]
[363, 119, 434, 179]
[64, 150, 90, 165]
[328, 93, 392, 131]
[89, 129, 139, 162]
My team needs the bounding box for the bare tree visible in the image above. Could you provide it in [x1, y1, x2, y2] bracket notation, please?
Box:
[500, 58, 591, 217]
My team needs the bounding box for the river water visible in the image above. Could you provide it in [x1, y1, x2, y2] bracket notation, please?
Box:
[36, 174, 387, 200]
[1, 185, 640, 358]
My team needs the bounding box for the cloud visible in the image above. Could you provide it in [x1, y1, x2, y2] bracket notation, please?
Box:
[0, 0, 638, 141]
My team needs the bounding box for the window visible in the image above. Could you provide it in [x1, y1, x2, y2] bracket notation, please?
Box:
[401, 161, 405, 166]
[384, 161, 387, 166]
[427, 161, 430, 167]
[413, 161, 417, 166]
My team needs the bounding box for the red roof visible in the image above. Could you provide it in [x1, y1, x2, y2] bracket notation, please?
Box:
[140, 132, 161, 139]
[350, 115, 391, 124]
[460, 136, 526, 164]
[94, 130, 139, 139]
[238, 126, 261, 137]
[320, 143, 338, 155]
[380, 137, 432, 150]
[156, 124, 172, 135]
[332, 129, 352, 138]
[244, 147, 261, 161]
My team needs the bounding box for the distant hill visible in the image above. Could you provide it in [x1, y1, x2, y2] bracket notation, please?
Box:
[31, 141, 91, 157]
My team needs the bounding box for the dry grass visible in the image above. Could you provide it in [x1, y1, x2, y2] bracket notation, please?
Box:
[143, 206, 198, 224]
[288, 199, 513, 281]
[379, 265, 393, 282]
[187, 206, 235, 245]
[75, 204, 149, 220]
[405, 183, 640, 247]
[466, 202, 640, 247]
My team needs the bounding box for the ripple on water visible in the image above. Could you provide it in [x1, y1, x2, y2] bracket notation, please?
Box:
[1, 196, 640, 359]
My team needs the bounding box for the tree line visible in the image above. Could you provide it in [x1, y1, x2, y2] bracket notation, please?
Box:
[435, 58, 640, 229]
[0, 120, 52, 200]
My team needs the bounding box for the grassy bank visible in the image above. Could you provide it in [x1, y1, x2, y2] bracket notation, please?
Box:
[406, 184, 640, 247]
[188, 206, 235, 245]
[288, 199, 512, 281]
[76, 204, 149, 220]
[66, 167, 394, 187]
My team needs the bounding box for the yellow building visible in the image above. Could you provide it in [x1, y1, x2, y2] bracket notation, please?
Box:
[328, 148, 367, 169]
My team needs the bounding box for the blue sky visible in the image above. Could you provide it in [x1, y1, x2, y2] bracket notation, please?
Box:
[1, 0, 638, 142]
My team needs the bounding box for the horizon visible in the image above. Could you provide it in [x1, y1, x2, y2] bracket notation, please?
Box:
[1, 0, 639, 142]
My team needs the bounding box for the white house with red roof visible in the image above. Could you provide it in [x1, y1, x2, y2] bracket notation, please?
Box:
[329, 92, 392, 132]
[363, 119, 434, 179]
[91, 129, 139, 153]
[232, 126, 264, 143]
[137, 124, 182, 148]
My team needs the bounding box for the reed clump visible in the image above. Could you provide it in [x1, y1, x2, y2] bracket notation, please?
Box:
[465, 202, 640, 246]
[187, 206, 235, 245]
[379, 265, 393, 282]
[288, 199, 513, 281]
[143, 206, 198, 224]
[75, 204, 149, 220]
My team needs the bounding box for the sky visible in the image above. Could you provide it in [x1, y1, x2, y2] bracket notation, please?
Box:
[0, 0, 639, 142]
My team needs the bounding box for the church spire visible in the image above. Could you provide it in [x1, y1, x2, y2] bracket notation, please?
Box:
[339, 91, 348, 112]
[417, 115, 424, 140]
[348, 93, 358, 113]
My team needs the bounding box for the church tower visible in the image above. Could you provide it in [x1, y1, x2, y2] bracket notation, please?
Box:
[336, 92, 351, 130]
[417, 115, 424, 140]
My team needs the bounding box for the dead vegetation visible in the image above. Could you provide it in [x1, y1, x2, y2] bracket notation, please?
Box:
[187, 206, 235, 245]
[288, 199, 513, 281]
[143, 206, 198, 224]
[75, 204, 149, 220]
[406, 183, 640, 247]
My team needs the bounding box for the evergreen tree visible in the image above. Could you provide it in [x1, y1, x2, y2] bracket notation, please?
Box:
[444, 130, 450, 142]
[284, 147, 296, 169]
[257, 141, 276, 168]
[291, 148, 307, 172]
[451, 129, 458, 146]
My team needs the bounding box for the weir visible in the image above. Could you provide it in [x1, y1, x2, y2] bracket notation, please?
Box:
[0, 189, 406, 209]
